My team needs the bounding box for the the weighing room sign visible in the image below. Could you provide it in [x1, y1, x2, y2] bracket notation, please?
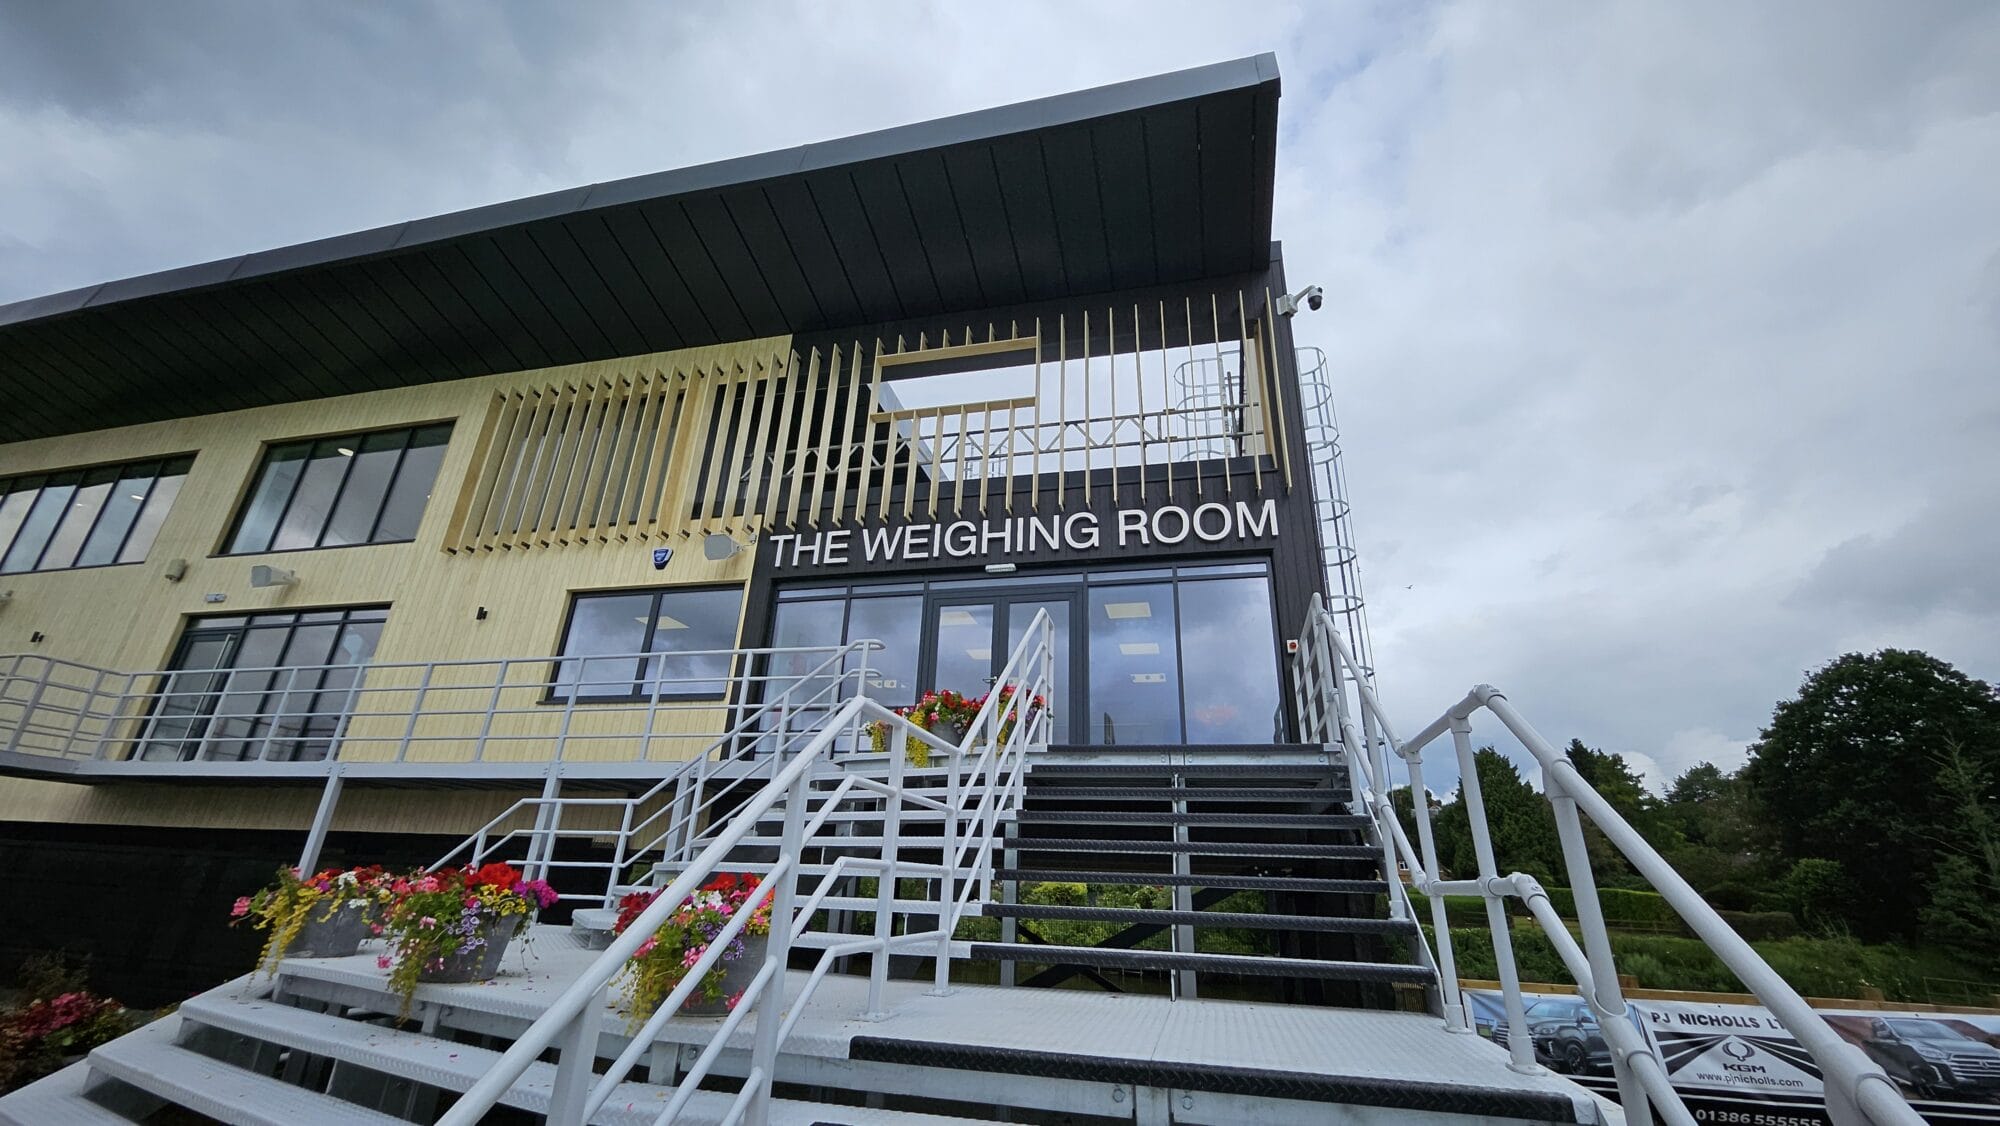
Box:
[767, 498, 1279, 568]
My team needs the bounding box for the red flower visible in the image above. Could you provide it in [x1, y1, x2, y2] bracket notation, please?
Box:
[702, 872, 740, 893]
[614, 890, 660, 934]
[470, 862, 521, 890]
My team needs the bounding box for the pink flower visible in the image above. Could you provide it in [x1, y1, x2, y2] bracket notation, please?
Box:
[415, 876, 440, 893]
[419, 916, 437, 929]
[230, 896, 252, 918]
[634, 937, 657, 959]
[376, 955, 392, 970]
[465, 896, 479, 908]
[726, 991, 745, 1011]
[369, 924, 384, 935]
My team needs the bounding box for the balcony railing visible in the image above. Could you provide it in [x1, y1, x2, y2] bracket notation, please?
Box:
[0, 641, 881, 775]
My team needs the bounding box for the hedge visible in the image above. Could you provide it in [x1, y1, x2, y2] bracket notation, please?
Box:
[1407, 887, 1751, 933]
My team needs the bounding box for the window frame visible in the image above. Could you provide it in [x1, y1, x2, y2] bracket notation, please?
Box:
[0, 454, 197, 575]
[548, 584, 746, 704]
[219, 422, 453, 557]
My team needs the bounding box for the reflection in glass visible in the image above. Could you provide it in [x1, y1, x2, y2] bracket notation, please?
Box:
[373, 426, 451, 541]
[555, 593, 651, 700]
[644, 588, 744, 698]
[930, 602, 996, 705]
[37, 468, 115, 570]
[0, 477, 75, 573]
[846, 595, 922, 709]
[322, 431, 405, 546]
[1177, 576, 1280, 743]
[1006, 599, 1071, 742]
[1086, 585, 1180, 745]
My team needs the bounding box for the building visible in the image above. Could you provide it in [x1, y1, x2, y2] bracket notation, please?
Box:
[0, 54, 1910, 1126]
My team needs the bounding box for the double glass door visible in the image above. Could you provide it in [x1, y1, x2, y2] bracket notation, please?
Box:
[923, 591, 1077, 744]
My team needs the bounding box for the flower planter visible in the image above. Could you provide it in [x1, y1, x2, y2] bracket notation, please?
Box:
[676, 933, 767, 1016]
[931, 719, 967, 748]
[290, 900, 373, 959]
[417, 913, 522, 984]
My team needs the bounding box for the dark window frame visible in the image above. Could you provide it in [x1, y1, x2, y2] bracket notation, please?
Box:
[548, 584, 746, 705]
[220, 422, 453, 556]
[0, 454, 197, 575]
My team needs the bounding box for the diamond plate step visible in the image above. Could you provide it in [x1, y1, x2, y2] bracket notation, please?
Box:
[1021, 785, 1347, 801]
[995, 868, 1388, 894]
[985, 903, 1417, 934]
[87, 1015, 407, 1126]
[0, 1060, 133, 1126]
[1029, 762, 1336, 777]
[966, 943, 1434, 983]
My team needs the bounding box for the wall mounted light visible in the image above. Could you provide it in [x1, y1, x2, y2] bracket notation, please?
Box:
[249, 565, 297, 588]
[0, 590, 11, 607]
[163, 558, 188, 583]
[702, 533, 755, 562]
[984, 563, 1017, 574]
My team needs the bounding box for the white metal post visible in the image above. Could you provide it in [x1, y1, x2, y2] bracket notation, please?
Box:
[932, 737, 962, 995]
[867, 733, 906, 1017]
[297, 767, 346, 875]
[1450, 717, 1536, 1073]
[1549, 772, 1650, 1121]
[1401, 746, 1464, 1031]
[747, 769, 809, 1123]
[545, 983, 604, 1125]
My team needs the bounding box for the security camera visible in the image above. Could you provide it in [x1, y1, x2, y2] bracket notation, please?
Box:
[1276, 284, 1324, 317]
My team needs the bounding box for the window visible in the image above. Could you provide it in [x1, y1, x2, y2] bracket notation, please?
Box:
[225, 424, 451, 554]
[0, 455, 194, 574]
[554, 587, 744, 701]
[135, 607, 388, 763]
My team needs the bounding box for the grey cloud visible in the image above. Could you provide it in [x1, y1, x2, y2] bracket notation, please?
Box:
[1795, 489, 2000, 617]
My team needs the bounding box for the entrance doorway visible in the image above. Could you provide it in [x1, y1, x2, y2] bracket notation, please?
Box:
[922, 590, 1079, 744]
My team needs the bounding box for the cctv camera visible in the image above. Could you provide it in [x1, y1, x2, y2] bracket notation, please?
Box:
[1304, 285, 1323, 312]
[1276, 284, 1325, 318]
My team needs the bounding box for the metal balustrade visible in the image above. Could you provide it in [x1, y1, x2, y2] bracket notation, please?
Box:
[430, 609, 1053, 1125]
[0, 642, 880, 775]
[1290, 593, 1923, 1126]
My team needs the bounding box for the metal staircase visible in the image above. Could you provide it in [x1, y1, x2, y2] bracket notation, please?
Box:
[0, 600, 1938, 1125]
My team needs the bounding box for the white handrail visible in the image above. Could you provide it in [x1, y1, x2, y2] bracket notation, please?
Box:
[1291, 594, 1922, 1126]
[440, 610, 1053, 1126]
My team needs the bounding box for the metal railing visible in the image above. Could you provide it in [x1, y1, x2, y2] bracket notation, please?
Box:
[1290, 594, 1922, 1126]
[436, 609, 1054, 1125]
[0, 642, 876, 772]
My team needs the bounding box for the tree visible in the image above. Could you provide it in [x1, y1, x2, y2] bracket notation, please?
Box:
[1429, 748, 1562, 884]
[1660, 762, 1778, 909]
[1741, 649, 2000, 941]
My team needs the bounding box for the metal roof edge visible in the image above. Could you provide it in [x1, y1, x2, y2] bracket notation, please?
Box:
[0, 53, 1281, 331]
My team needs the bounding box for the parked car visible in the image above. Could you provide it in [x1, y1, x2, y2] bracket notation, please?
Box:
[1862, 1018, 2000, 1102]
[1491, 998, 1612, 1075]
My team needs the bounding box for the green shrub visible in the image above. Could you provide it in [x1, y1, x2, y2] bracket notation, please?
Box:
[1716, 910, 1798, 941]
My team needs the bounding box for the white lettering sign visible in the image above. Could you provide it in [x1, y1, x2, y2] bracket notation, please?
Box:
[767, 500, 1277, 568]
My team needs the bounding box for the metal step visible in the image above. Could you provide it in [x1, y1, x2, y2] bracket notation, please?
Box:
[1029, 762, 1336, 778]
[1014, 810, 1367, 828]
[994, 868, 1389, 894]
[0, 1061, 134, 1126]
[1021, 785, 1347, 801]
[1008, 838, 1377, 859]
[87, 1015, 408, 1126]
[984, 903, 1417, 935]
[966, 943, 1433, 983]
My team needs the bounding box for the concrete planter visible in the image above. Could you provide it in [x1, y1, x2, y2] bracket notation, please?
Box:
[677, 933, 767, 1016]
[290, 900, 373, 958]
[417, 913, 522, 983]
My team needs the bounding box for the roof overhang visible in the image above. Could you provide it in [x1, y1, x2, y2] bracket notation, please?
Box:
[0, 54, 1280, 444]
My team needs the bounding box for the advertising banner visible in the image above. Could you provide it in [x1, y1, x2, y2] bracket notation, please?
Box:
[1463, 989, 2000, 1126]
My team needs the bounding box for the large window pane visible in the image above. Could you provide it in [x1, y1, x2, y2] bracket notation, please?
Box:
[0, 476, 76, 573]
[1086, 584, 1181, 745]
[322, 431, 405, 547]
[555, 593, 653, 700]
[846, 595, 922, 707]
[269, 440, 351, 551]
[0, 482, 39, 560]
[36, 467, 116, 570]
[117, 470, 185, 564]
[76, 466, 154, 567]
[372, 425, 451, 542]
[229, 443, 310, 553]
[1177, 576, 1281, 743]
[644, 588, 744, 698]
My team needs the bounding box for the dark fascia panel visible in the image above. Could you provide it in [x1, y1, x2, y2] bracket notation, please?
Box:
[0, 54, 1277, 332]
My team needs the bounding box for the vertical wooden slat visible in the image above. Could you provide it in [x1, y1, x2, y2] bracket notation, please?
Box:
[978, 403, 995, 515]
[952, 404, 969, 515]
[700, 367, 743, 532]
[788, 348, 822, 528]
[926, 406, 946, 518]
[496, 383, 563, 547]
[479, 385, 540, 547]
[1211, 293, 1231, 496]
[807, 345, 841, 527]
[1029, 316, 1043, 511]
[857, 347, 883, 524]
[831, 342, 865, 524]
[662, 366, 718, 537]
[763, 350, 801, 523]
[589, 378, 644, 540]
[1160, 299, 1174, 503]
[608, 373, 660, 537]
[718, 361, 762, 531]
[1081, 308, 1093, 500]
[1133, 302, 1146, 502]
[1107, 305, 1118, 505]
[1239, 290, 1263, 494]
[448, 391, 517, 551]
[1186, 297, 1202, 498]
[542, 379, 600, 544]
[744, 354, 782, 522]
[1056, 312, 1069, 506]
[641, 368, 689, 538]
[1264, 286, 1295, 493]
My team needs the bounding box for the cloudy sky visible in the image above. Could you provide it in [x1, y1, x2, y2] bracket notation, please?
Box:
[4, 2, 1997, 793]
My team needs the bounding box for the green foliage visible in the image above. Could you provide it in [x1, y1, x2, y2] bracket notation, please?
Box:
[1777, 859, 1847, 932]
[1427, 748, 1562, 884]
[1742, 649, 2000, 940]
[1919, 855, 2000, 973]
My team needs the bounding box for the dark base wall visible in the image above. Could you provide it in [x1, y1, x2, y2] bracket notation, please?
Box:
[0, 822, 468, 1009]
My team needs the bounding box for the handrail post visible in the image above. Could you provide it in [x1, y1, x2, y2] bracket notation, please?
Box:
[867, 730, 905, 1018]
[1358, 702, 1404, 921]
[747, 766, 809, 1122]
[1400, 743, 1464, 1031]
[297, 766, 346, 875]
[546, 982, 604, 1125]
[604, 802, 634, 909]
[931, 737, 962, 995]
[5, 659, 51, 758]
[1548, 763, 1649, 1121]
[398, 664, 433, 763]
[324, 660, 369, 763]
[1451, 716, 1536, 1072]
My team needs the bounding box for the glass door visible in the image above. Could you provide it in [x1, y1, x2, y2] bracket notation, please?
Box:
[924, 590, 1076, 743]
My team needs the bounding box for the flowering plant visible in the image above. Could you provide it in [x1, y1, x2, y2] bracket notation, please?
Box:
[868, 689, 981, 767]
[983, 683, 1049, 745]
[0, 991, 132, 1090]
[380, 862, 558, 1014]
[613, 872, 771, 1022]
[230, 865, 400, 975]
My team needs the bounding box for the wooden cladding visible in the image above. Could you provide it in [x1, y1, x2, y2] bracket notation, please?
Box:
[442, 287, 1292, 551]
